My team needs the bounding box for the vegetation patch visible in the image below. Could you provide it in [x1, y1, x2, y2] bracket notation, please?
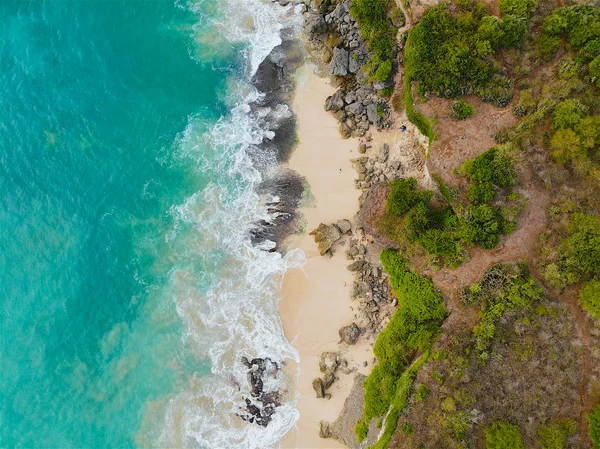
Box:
[589, 403, 600, 448]
[579, 278, 600, 320]
[451, 99, 475, 120]
[355, 250, 446, 445]
[485, 421, 525, 449]
[380, 148, 522, 267]
[538, 419, 576, 449]
[350, 0, 402, 81]
[462, 263, 544, 361]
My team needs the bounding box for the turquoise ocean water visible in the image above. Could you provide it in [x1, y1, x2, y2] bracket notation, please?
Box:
[1, 1, 302, 448]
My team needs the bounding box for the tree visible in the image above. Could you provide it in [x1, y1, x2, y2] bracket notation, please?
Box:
[485, 421, 525, 449]
[552, 99, 588, 130]
[579, 279, 600, 320]
[550, 129, 585, 164]
[500, 0, 536, 18]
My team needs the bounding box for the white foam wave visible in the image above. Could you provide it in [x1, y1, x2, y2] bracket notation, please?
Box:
[157, 1, 305, 448]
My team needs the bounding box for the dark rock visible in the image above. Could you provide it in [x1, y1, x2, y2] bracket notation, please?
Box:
[312, 377, 325, 398]
[378, 143, 389, 163]
[329, 47, 349, 76]
[336, 219, 352, 234]
[347, 260, 367, 272]
[323, 372, 336, 389]
[310, 223, 342, 256]
[325, 90, 345, 112]
[339, 323, 361, 345]
[319, 421, 333, 439]
[366, 103, 381, 125]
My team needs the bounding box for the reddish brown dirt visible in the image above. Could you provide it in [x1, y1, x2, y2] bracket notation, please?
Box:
[429, 180, 550, 296]
[421, 96, 519, 187]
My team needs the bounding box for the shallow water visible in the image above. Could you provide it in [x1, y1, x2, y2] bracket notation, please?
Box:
[1, 1, 302, 447]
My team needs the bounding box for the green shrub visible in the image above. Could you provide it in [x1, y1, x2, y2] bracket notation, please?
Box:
[387, 178, 434, 216]
[468, 182, 496, 205]
[373, 59, 393, 82]
[485, 422, 525, 449]
[463, 147, 516, 188]
[404, 31, 436, 145]
[552, 99, 588, 130]
[550, 129, 585, 164]
[501, 14, 529, 48]
[579, 279, 600, 320]
[589, 403, 600, 448]
[590, 55, 600, 87]
[350, 0, 398, 79]
[355, 419, 369, 442]
[538, 419, 577, 449]
[542, 5, 600, 48]
[359, 250, 446, 432]
[415, 385, 429, 402]
[451, 99, 475, 120]
[469, 263, 544, 354]
[563, 213, 600, 283]
[499, 0, 536, 18]
[537, 33, 562, 61]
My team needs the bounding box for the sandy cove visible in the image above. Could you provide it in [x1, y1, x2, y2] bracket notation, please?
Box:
[279, 68, 374, 448]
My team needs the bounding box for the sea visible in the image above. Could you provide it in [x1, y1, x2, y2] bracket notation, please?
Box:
[0, 1, 306, 448]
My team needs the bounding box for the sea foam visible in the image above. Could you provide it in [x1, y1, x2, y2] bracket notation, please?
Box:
[157, 1, 305, 447]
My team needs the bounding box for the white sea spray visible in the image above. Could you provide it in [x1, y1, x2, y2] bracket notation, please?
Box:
[156, 1, 306, 447]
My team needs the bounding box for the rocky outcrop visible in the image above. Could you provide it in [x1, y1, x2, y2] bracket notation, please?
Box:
[239, 357, 282, 427]
[319, 373, 379, 448]
[337, 219, 352, 234]
[302, 0, 395, 137]
[329, 47, 350, 76]
[310, 223, 342, 255]
[339, 323, 361, 345]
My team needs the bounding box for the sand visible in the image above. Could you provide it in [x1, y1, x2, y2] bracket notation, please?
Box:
[279, 67, 373, 448]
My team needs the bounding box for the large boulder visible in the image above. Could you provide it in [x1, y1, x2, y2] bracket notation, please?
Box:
[366, 103, 382, 125]
[304, 12, 326, 36]
[329, 47, 349, 76]
[336, 219, 352, 234]
[312, 378, 325, 398]
[310, 223, 342, 255]
[339, 323, 361, 345]
[325, 90, 345, 112]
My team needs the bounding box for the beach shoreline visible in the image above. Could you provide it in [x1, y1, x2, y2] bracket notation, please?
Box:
[279, 67, 374, 448]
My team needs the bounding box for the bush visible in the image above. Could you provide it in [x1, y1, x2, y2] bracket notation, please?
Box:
[359, 250, 446, 430]
[387, 178, 434, 216]
[590, 55, 600, 87]
[485, 421, 525, 449]
[350, 0, 397, 79]
[538, 419, 577, 449]
[579, 279, 600, 320]
[563, 213, 600, 282]
[499, 0, 536, 18]
[468, 182, 496, 204]
[550, 129, 585, 164]
[538, 33, 562, 61]
[415, 385, 429, 402]
[354, 419, 369, 442]
[463, 147, 516, 188]
[552, 99, 588, 130]
[373, 59, 393, 82]
[407, 4, 513, 101]
[451, 99, 475, 120]
[589, 403, 600, 448]
[469, 263, 544, 354]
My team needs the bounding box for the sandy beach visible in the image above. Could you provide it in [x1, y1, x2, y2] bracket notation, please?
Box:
[279, 68, 373, 448]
